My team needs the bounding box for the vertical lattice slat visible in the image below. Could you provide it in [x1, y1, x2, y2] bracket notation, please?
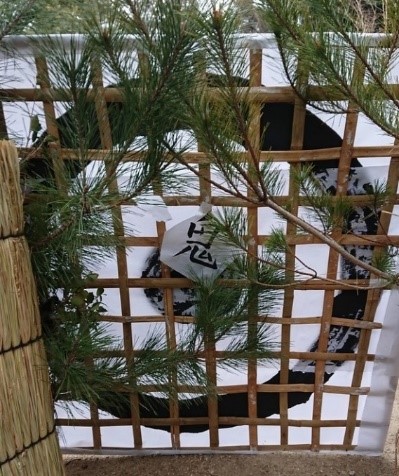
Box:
[310, 240, 340, 450]
[333, 57, 370, 450]
[198, 148, 219, 448]
[90, 59, 143, 449]
[280, 79, 308, 447]
[158, 219, 181, 448]
[34, 56, 65, 190]
[310, 55, 365, 450]
[247, 49, 262, 450]
[0, 102, 8, 139]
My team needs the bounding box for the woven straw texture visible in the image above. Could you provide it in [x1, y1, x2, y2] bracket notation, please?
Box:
[0, 141, 65, 475]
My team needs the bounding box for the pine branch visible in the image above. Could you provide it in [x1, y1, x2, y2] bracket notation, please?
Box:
[164, 137, 396, 285]
[260, 0, 399, 137]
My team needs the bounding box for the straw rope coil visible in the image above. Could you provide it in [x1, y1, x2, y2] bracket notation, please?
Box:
[0, 141, 64, 475]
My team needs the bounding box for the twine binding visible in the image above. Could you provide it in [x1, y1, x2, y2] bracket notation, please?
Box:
[0, 231, 24, 240]
[0, 334, 43, 356]
[0, 425, 57, 468]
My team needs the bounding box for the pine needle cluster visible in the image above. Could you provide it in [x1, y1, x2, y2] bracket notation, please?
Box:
[257, 0, 399, 138]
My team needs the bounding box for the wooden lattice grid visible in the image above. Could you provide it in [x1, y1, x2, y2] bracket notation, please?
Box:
[3, 35, 399, 452]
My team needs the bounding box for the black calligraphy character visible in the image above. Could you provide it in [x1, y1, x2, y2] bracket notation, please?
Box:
[187, 216, 217, 244]
[174, 244, 217, 269]
[173, 217, 218, 269]
[187, 221, 205, 238]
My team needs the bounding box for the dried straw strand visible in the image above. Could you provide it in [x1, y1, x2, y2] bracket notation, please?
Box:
[0, 141, 65, 475]
[0, 141, 23, 238]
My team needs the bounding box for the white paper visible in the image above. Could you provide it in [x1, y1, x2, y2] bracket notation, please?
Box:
[160, 209, 239, 280]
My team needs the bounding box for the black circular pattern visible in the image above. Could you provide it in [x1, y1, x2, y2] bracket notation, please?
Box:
[33, 87, 378, 433]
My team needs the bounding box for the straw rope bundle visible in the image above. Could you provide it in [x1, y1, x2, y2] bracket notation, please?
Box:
[0, 141, 64, 475]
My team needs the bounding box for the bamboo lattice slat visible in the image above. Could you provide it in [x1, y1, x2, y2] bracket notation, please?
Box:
[1, 37, 398, 455]
[247, 48, 262, 450]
